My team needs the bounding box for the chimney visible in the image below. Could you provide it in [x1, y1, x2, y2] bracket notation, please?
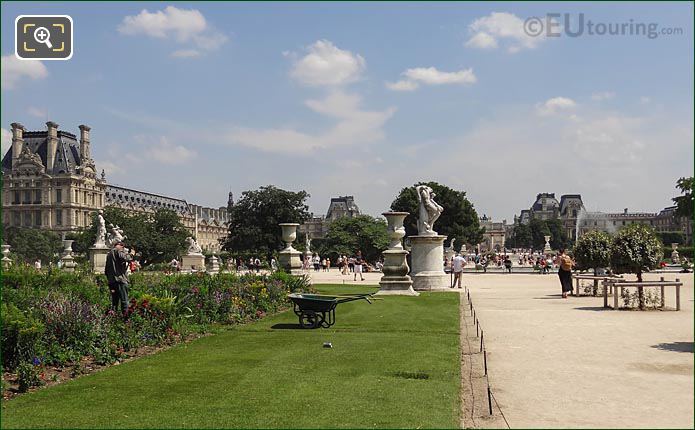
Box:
[79, 124, 91, 161]
[623, 208, 628, 214]
[10, 122, 25, 167]
[46, 121, 59, 171]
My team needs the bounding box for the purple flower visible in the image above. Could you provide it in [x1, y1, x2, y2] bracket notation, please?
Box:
[32, 356, 41, 366]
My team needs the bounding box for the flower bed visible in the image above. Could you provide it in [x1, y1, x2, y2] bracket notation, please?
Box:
[1, 266, 311, 397]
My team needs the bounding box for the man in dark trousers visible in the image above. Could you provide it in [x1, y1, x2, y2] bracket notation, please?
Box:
[105, 240, 134, 314]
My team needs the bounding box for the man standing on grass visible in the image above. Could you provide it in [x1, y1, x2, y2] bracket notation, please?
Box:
[451, 252, 465, 289]
[105, 240, 134, 315]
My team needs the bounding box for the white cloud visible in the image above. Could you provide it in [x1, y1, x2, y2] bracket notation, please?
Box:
[289, 40, 366, 87]
[27, 106, 47, 118]
[386, 67, 476, 92]
[591, 91, 616, 101]
[118, 6, 227, 56]
[466, 12, 546, 53]
[536, 96, 577, 115]
[385, 80, 419, 91]
[464, 31, 498, 49]
[1, 128, 11, 156]
[640, 96, 651, 105]
[143, 137, 197, 165]
[95, 160, 124, 177]
[1, 54, 48, 90]
[227, 90, 395, 154]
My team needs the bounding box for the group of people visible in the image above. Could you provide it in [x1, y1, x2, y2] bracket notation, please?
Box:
[302, 251, 370, 280]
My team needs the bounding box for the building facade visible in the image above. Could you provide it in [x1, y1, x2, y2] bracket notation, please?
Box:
[2, 122, 229, 251]
[2, 122, 106, 237]
[479, 215, 508, 252]
[299, 195, 361, 239]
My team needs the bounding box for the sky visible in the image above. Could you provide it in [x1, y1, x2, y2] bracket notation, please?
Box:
[2, 2, 693, 221]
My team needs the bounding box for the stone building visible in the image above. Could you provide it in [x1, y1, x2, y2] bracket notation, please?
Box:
[479, 215, 508, 252]
[515, 193, 585, 240]
[299, 195, 361, 239]
[2, 122, 106, 237]
[654, 206, 693, 244]
[2, 122, 229, 251]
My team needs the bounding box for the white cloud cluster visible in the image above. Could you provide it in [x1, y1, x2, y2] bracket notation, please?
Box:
[228, 90, 395, 154]
[465, 12, 546, 53]
[1, 54, 48, 90]
[118, 6, 228, 58]
[386, 66, 476, 91]
[289, 40, 366, 87]
[536, 96, 577, 116]
[142, 137, 197, 165]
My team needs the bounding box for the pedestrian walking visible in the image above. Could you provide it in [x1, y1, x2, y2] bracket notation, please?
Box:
[451, 252, 466, 289]
[557, 248, 575, 298]
[353, 251, 365, 281]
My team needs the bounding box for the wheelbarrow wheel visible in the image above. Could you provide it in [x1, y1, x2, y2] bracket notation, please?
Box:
[299, 311, 320, 329]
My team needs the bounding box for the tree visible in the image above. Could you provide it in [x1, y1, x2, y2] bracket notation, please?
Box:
[390, 182, 484, 248]
[611, 224, 663, 308]
[529, 218, 551, 250]
[320, 215, 389, 263]
[573, 230, 612, 274]
[546, 218, 569, 250]
[4, 227, 63, 264]
[67, 207, 188, 265]
[673, 176, 693, 218]
[223, 185, 311, 258]
[507, 223, 532, 249]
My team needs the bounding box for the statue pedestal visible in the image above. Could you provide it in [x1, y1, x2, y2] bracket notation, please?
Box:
[376, 249, 418, 296]
[279, 248, 303, 275]
[182, 253, 206, 273]
[409, 235, 448, 291]
[89, 246, 109, 274]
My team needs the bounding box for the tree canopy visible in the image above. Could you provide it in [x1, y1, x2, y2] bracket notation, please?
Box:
[673, 176, 693, 218]
[507, 218, 569, 251]
[3, 227, 63, 264]
[573, 230, 612, 273]
[610, 224, 663, 282]
[67, 207, 189, 265]
[223, 185, 311, 258]
[390, 181, 484, 248]
[315, 215, 389, 263]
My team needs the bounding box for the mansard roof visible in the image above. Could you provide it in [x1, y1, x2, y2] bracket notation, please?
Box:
[2, 130, 82, 175]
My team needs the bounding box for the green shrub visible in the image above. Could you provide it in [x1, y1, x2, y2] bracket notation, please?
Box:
[574, 231, 612, 273]
[1, 303, 45, 370]
[17, 362, 44, 392]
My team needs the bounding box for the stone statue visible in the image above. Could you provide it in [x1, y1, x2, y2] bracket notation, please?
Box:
[415, 185, 443, 236]
[93, 210, 107, 248]
[448, 238, 456, 252]
[305, 234, 312, 254]
[107, 224, 126, 246]
[186, 237, 203, 255]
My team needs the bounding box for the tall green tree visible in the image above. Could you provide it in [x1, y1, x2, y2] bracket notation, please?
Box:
[507, 223, 532, 249]
[319, 215, 389, 263]
[529, 218, 551, 250]
[673, 176, 693, 218]
[223, 185, 311, 258]
[3, 227, 63, 264]
[390, 182, 484, 248]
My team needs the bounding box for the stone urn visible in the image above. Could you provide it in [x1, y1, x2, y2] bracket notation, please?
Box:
[377, 212, 417, 296]
[60, 240, 77, 272]
[278, 223, 302, 274]
[384, 212, 408, 250]
[543, 235, 552, 253]
[279, 223, 300, 251]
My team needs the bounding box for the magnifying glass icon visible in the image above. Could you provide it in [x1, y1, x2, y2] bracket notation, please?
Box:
[33, 26, 53, 49]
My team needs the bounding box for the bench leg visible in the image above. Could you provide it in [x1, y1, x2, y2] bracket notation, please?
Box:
[575, 278, 579, 297]
[613, 285, 619, 310]
[676, 280, 681, 311]
[603, 283, 608, 308]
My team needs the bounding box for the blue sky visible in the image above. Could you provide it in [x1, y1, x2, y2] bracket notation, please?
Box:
[2, 2, 693, 220]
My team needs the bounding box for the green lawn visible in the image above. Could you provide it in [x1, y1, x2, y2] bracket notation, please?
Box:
[2, 285, 461, 428]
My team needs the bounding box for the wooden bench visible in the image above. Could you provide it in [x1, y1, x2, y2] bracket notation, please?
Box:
[574, 274, 624, 297]
[602, 277, 683, 310]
